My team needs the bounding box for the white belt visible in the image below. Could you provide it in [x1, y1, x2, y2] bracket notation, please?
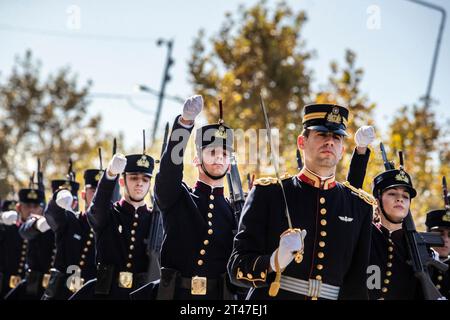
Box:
[279, 275, 340, 300]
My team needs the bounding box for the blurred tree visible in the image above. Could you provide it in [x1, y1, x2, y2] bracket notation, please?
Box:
[315, 49, 378, 183]
[189, 0, 313, 175]
[0, 50, 112, 199]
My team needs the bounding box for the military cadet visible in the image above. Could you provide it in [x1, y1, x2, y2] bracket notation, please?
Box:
[41, 175, 97, 300]
[228, 104, 376, 300]
[0, 200, 22, 299]
[368, 168, 424, 300]
[4, 187, 55, 300]
[131, 95, 238, 300]
[425, 208, 450, 299]
[70, 151, 154, 300]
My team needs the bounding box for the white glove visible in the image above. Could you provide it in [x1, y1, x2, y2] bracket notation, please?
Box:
[270, 229, 307, 271]
[0, 210, 18, 225]
[182, 95, 203, 121]
[354, 125, 375, 148]
[36, 217, 51, 233]
[107, 153, 127, 177]
[56, 190, 74, 211]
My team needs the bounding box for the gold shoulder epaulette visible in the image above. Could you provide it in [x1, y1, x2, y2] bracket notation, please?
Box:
[280, 173, 292, 180]
[253, 177, 278, 186]
[342, 181, 377, 207]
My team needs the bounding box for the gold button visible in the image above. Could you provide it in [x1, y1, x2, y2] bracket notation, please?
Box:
[131, 230, 136, 235]
[21, 250, 26, 255]
[133, 222, 138, 227]
[315, 275, 322, 281]
[209, 204, 214, 209]
[208, 229, 213, 235]
[247, 273, 253, 279]
[320, 197, 325, 204]
[19, 263, 24, 267]
[316, 264, 323, 270]
[197, 260, 204, 266]
[320, 219, 327, 226]
[382, 287, 388, 293]
[208, 213, 213, 218]
[126, 263, 132, 268]
[261, 272, 266, 279]
[129, 245, 134, 250]
[89, 233, 94, 238]
[318, 252, 324, 259]
[238, 271, 243, 278]
[387, 262, 392, 268]
[83, 247, 88, 252]
[204, 240, 209, 245]
[20, 256, 25, 261]
[79, 261, 85, 266]
[81, 254, 86, 259]
[131, 237, 136, 242]
[320, 231, 327, 237]
[22, 245, 27, 249]
[436, 284, 441, 289]
[386, 271, 392, 277]
[18, 269, 23, 273]
[86, 240, 92, 246]
[384, 279, 390, 284]
[128, 254, 133, 259]
[210, 195, 214, 200]
[200, 249, 206, 255]
[134, 213, 138, 219]
[208, 221, 212, 226]
[320, 208, 327, 215]
[437, 275, 443, 281]
[388, 254, 393, 259]
[311, 296, 318, 300]
[319, 241, 325, 248]
[388, 246, 393, 252]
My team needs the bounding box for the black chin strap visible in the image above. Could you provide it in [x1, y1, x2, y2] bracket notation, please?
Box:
[200, 162, 227, 180]
[123, 173, 148, 203]
[378, 190, 404, 225]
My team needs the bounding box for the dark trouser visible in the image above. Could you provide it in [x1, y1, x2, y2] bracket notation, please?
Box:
[41, 269, 73, 300]
[156, 268, 236, 300]
[70, 265, 150, 300]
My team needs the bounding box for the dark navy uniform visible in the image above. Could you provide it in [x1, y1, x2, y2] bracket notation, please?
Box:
[228, 104, 376, 300]
[228, 171, 375, 300]
[41, 178, 96, 300]
[5, 217, 55, 299]
[131, 115, 237, 300]
[70, 156, 153, 300]
[425, 209, 450, 299]
[0, 200, 27, 299]
[368, 223, 422, 299]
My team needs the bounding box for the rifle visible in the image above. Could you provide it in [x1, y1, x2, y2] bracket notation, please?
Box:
[111, 137, 121, 203]
[380, 145, 447, 299]
[147, 122, 170, 281]
[37, 158, 46, 205]
[226, 153, 245, 223]
[443, 176, 449, 213]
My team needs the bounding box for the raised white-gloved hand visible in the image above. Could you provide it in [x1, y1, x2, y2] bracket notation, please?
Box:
[56, 190, 73, 211]
[182, 95, 203, 121]
[107, 153, 127, 177]
[354, 125, 375, 148]
[270, 229, 307, 271]
[36, 217, 51, 233]
[0, 210, 18, 225]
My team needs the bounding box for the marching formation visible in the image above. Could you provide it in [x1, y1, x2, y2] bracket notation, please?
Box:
[0, 95, 449, 300]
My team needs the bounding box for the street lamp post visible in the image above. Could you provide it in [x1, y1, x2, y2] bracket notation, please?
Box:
[406, 0, 446, 108]
[150, 38, 175, 145]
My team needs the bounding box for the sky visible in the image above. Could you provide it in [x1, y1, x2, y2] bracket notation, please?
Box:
[0, 0, 449, 152]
